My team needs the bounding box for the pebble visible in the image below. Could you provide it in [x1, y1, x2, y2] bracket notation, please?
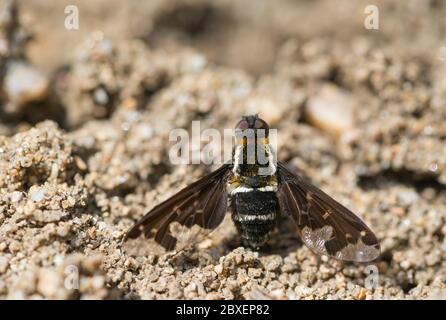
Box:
[4, 61, 49, 109]
[29, 186, 46, 202]
[37, 269, 63, 298]
[0, 256, 10, 274]
[357, 288, 368, 300]
[305, 84, 356, 136]
[10, 191, 23, 203]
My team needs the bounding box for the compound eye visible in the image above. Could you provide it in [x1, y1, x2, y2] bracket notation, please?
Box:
[235, 119, 249, 130]
[254, 119, 269, 130]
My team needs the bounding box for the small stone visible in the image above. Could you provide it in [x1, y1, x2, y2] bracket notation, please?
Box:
[264, 255, 283, 272]
[61, 196, 76, 209]
[56, 224, 71, 237]
[91, 275, 105, 289]
[23, 201, 36, 215]
[0, 256, 10, 274]
[29, 186, 46, 202]
[93, 87, 109, 105]
[234, 254, 243, 265]
[4, 61, 49, 109]
[37, 269, 63, 298]
[214, 264, 224, 275]
[10, 191, 23, 203]
[88, 227, 97, 239]
[248, 268, 262, 278]
[74, 156, 88, 171]
[237, 272, 248, 285]
[358, 288, 367, 300]
[186, 282, 197, 292]
[8, 241, 21, 253]
[245, 97, 285, 126]
[270, 288, 285, 299]
[82, 255, 102, 273]
[197, 238, 213, 249]
[305, 84, 356, 135]
[34, 210, 68, 223]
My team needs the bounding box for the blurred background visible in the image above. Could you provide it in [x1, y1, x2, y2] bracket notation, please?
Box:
[22, 0, 446, 74]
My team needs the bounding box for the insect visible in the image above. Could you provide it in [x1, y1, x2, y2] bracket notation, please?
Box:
[125, 115, 380, 262]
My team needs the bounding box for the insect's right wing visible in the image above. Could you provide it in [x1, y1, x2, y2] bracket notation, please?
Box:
[125, 164, 232, 254]
[276, 162, 380, 262]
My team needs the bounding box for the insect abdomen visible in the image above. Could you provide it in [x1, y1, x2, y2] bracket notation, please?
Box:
[230, 187, 278, 248]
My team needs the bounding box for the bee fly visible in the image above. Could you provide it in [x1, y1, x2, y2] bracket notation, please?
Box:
[125, 115, 380, 262]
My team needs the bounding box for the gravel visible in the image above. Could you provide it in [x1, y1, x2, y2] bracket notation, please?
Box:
[0, 0, 445, 300]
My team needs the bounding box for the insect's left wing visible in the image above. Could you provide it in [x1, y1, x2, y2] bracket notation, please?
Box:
[125, 164, 232, 254]
[276, 162, 380, 262]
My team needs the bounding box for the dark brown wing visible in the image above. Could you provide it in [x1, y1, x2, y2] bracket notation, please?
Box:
[125, 164, 232, 252]
[276, 162, 380, 262]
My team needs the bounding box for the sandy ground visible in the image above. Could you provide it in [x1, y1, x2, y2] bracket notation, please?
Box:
[0, 0, 446, 299]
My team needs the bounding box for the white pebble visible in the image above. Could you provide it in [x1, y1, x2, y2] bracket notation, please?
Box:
[10, 191, 23, 203]
[30, 187, 46, 202]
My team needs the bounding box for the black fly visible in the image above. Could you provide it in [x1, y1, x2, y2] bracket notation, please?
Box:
[125, 115, 380, 262]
